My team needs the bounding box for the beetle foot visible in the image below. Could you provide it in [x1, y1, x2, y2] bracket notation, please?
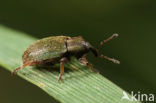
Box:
[12, 68, 19, 75]
[58, 77, 62, 83]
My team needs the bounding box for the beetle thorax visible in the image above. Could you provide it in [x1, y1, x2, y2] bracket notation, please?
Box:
[66, 36, 89, 54]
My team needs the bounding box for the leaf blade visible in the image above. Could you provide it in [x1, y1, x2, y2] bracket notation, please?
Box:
[0, 25, 140, 103]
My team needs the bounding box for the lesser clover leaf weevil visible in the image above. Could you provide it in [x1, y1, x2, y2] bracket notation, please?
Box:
[13, 34, 120, 82]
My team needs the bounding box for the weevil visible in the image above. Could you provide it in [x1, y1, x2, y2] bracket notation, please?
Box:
[13, 34, 120, 82]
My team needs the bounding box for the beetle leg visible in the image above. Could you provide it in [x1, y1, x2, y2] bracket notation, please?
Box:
[58, 57, 68, 82]
[12, 61, 37, 75]
[78, 55, 99, 73]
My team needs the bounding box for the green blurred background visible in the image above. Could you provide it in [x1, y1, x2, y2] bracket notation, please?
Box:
[0, 0, 155, 103]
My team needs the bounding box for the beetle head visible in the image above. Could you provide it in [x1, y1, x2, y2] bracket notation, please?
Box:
[83, 41, 98, 57]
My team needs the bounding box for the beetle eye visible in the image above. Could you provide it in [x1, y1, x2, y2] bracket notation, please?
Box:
[66, 37, 71, 40]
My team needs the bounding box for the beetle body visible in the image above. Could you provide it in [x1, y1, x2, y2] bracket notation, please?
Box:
[13, 35, 120, 82]
[22, 36, 96, 65]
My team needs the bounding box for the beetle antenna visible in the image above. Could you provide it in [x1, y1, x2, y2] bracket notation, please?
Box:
[98, 33, 118, 49]
[99, 54, 120, 64]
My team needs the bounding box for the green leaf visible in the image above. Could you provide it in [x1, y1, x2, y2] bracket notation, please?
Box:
[0, 25, 140, 103]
